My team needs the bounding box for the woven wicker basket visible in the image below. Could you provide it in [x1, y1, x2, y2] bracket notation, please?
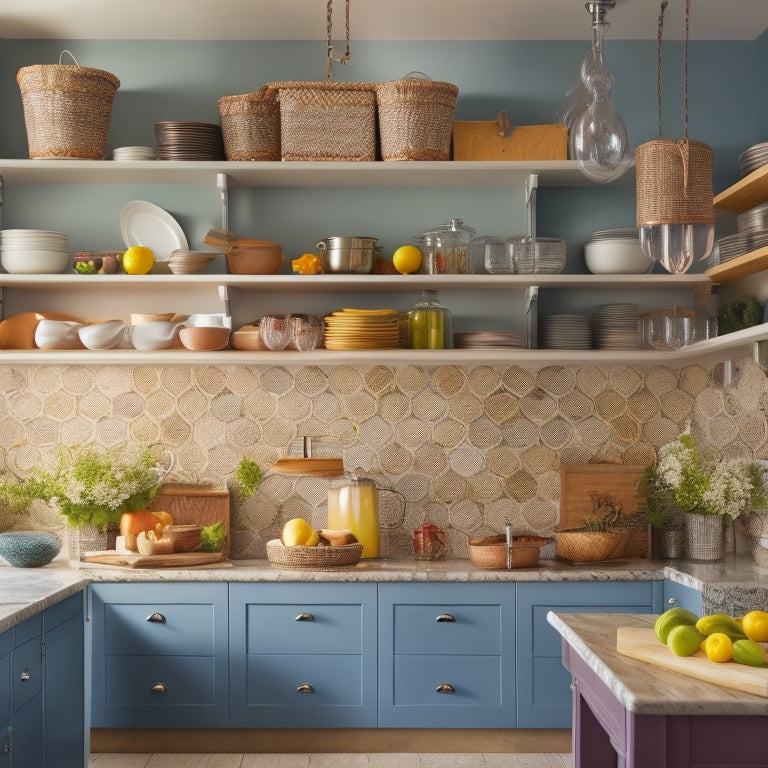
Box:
[16, 51, 120, 160]
[555, 529, 625, 563]
[377, 75, 458, 161]
[217, 85, 281, 161]
[274, 81, 377, 161]
[266, 539, 363, 570]
[468, 534, 552, 569]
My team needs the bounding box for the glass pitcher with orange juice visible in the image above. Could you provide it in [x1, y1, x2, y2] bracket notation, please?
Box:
[327, 473, 380, 558]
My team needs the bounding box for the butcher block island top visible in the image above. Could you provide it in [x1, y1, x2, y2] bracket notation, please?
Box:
[547, 612, 768, 716]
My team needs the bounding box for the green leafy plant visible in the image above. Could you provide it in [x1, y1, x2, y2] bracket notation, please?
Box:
[233, 456, 263, 501]
[0, 444, 168, 531]
[640, 434, 767, 521]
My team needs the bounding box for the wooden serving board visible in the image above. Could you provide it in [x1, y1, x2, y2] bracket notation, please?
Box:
[560, 464, 650, 559]
[81, 551, 229, 569]
[617, 626, 768, 697]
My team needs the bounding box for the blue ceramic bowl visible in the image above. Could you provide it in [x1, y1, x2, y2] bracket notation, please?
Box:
[0, 531, 62, 567]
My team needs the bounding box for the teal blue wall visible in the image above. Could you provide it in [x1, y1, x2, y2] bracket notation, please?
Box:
[0, 37, 762, 282]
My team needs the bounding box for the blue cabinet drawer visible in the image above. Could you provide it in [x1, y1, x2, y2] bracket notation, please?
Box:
[243, 654, 364, 707]
[393, 655, 502, 707]
[244, 603, 363, 655]
[104, 655, 217, 707]
[393, 604, 501, 655]
[13, 635, 42, 713]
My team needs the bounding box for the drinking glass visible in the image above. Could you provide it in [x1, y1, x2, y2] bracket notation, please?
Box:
[259, 313, 292, 350]
[291, 314, 324, 351]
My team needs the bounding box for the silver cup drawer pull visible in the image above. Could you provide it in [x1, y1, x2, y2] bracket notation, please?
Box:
[435, 613, 456, 622]
[296, 682, 315, 693]
[20, 670, 30, 682]
[436, 683, 455, 694]
[151, 683, 168, 693]
[146, 612, 166, 623]
[295, 612, 315, 622]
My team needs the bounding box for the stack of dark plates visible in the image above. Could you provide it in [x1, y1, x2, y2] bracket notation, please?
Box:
[541, 314, 592, 350]
[154, 121, 225, 160]
[739, 142, 768, 177]
[453, 331, 525, 349]
[593, 303, 640, 350]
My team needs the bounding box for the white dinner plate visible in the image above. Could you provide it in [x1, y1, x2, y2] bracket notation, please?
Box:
[120, 200, 189, 262]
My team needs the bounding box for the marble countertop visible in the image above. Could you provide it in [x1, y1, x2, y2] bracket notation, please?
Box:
[547, 611, 768, 716]
[1, 551, 767, 635]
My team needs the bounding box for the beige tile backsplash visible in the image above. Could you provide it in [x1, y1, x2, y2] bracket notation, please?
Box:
[1, 359, 766, 560]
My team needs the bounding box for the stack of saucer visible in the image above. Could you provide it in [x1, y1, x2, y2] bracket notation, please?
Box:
[739, 142, 768, 177]
[113, 146, 156, 161]
[593, 303, 640, 350]
[324, 308, 400, 350]
[541, 314, 592, 350]
[453, 331, 525, 349]
[154, 121, 224, 160]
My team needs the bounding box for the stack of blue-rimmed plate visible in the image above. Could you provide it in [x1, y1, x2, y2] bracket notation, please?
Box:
[593, 303, 640, 350]
[542, 314, 591, 349]
[739, 142, 768, 177]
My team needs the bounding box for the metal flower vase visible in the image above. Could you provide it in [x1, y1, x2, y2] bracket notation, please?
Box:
[684, 513, 724, 562]
[66, 522, 119, 562]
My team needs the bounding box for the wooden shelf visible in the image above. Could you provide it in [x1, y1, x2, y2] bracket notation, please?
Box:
[705, 245, 768, 284]
[713, 164, 768, 214]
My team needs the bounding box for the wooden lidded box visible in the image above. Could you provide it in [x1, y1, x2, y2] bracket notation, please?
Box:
[452, 111, 567, 161]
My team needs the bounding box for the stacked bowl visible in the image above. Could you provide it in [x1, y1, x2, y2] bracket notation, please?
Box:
[0, 229, 71, 274]
[584, 228, 650, 274]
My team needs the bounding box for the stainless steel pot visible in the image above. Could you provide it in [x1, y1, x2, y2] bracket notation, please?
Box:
[315, 236, 378, 274]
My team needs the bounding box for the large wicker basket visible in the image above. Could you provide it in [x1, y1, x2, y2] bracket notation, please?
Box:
[217, 85, 281, 161]
[16, 50, 120, 160]
[377, 74, 458, 161]
[266, 539, 363, 570]
[274, 81, 377, 161]
[555, 528, 626, 563]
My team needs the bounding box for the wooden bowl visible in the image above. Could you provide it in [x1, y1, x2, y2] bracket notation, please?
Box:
[167, 525, 203, 553]
[225, 242, 283, 275]
[178, 326, 230, 351]
[554, 529, 624, 563]
[231, 324, 268, 350]
[468, 533, 551, 569]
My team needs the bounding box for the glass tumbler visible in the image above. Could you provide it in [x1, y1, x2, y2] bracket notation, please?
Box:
[259, 313, 292, 350]
[291, 314, 324, 351]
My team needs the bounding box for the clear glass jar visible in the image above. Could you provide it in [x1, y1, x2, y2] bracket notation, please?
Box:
[407, 289, 453, 350]
[436, 218, 475, 274]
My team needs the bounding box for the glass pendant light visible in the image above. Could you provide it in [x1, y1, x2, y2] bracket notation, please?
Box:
[571, 0, 629, 183]
[635, 0, 714, 274]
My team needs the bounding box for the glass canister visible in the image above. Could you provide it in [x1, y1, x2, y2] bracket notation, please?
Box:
[437, 217, 475, 274]
[407, 289, 453, 350]
[327, 473, 380, 558]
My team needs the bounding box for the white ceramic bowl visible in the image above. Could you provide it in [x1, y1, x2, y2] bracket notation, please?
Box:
[34, 319, 83, 349]
[584, 239, 651, 274]
[1, 248, 71, 274]
[78, 320, 127, 350]
[130, 320, 184, 350]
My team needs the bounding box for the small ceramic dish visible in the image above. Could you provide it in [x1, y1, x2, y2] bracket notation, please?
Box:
[78, 320, 127, 350]
[179, 325, 230, 351]
[34, 319, 84, 349]
[231, 324, 268, 351]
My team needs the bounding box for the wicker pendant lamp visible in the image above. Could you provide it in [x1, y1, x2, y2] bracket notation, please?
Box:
[635, 0, 714, 274]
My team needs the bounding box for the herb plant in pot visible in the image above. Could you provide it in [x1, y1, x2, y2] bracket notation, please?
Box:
[0, 443, 173, 560]
[640, 434, 767, 562]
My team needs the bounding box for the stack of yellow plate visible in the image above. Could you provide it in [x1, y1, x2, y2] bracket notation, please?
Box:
[324, 308, 400, 350]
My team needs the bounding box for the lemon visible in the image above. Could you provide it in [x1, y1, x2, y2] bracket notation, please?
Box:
[392, 245, 423, 275]
[122, 245, 155, 275]
[702, 632, 733, 663]
[281, 517, 320, 547]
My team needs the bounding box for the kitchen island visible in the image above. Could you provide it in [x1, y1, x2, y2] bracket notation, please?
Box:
[547, 612, 768, 768]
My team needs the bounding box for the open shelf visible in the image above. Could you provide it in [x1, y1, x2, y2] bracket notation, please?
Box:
[713, 164, 768, 214]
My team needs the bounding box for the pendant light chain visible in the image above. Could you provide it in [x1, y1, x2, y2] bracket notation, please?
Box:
[656, 0, 668, 138]
[326, 0, 351, 81]
[656, 0, 691, 143]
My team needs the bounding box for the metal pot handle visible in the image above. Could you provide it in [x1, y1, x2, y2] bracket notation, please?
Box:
[315, 240, 328, 253]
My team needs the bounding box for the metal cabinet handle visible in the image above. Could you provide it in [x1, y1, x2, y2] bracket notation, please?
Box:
[20, 670, 30, 682]
[147, 612, 166, 623]
[436, 683, 455, 694]
[295, 612, 315, 622]
[296, 682, 315, 693]
[667, 597, 678, 605]
[436, 613, 456, 622]
[151, 683, 168, 693]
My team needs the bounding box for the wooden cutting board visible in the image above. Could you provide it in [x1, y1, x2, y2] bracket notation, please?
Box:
[81, 551, 230, 569]
[617, 626, 768, 697]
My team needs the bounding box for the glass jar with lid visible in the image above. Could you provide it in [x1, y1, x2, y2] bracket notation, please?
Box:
[417, 218, 475, 274]
[407, 289, 453, 349]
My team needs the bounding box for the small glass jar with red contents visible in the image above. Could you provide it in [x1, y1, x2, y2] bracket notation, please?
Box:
[413, 507, 448, 560]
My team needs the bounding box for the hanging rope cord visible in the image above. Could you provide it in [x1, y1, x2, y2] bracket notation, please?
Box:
[326, 0, 351, 81]
[656, 0, 691, 142]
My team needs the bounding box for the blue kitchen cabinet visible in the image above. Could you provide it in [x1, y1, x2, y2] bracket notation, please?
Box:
[43, 592, 86, 768]
[90, 582, 229, 728]
[515, 580, 660, 728]
[229, 582, 377, 727]
[378, 582, 516, 728]
[662, 578, 702, 616]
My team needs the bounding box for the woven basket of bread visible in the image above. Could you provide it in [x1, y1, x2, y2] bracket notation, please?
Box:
[266, 539, 363, 570]
[17, 50, 120, 160]
[273, 81, 377, 161]
[377, 73, 458, 161]
[217, 85, 281, 161]
[555, 529, 627, 563]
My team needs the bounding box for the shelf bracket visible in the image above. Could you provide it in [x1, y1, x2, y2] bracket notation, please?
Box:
[525, 284, 539, 349]
[218, 285, 232, 328]
[217, 172, 229, 231]
[525, 173, 538, 240]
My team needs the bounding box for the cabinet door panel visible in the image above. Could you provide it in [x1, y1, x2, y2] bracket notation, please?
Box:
[10, 696, 42, 768]
[12, 636, 42, 714]
[662, 579, 702, 615]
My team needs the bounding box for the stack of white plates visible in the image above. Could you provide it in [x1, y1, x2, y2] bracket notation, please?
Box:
[584, 228, 650, 274]
[453, 331, 525, 349]
[593, 303, 640, 349]
[323, 308, 400, 350]
[739, 142, 768, 177]
[154, 121, 225, 160]
[113, 146, 156, 161]
[542, 314, 591, 350]
[0, 229, 71, 274]
[737, 200, 768, 234]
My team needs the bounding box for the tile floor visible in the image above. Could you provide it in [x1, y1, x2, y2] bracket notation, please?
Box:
[89, 754, 573, 767]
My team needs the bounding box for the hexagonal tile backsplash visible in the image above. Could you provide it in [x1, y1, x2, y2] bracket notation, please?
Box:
[1, 359, 766, 560]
